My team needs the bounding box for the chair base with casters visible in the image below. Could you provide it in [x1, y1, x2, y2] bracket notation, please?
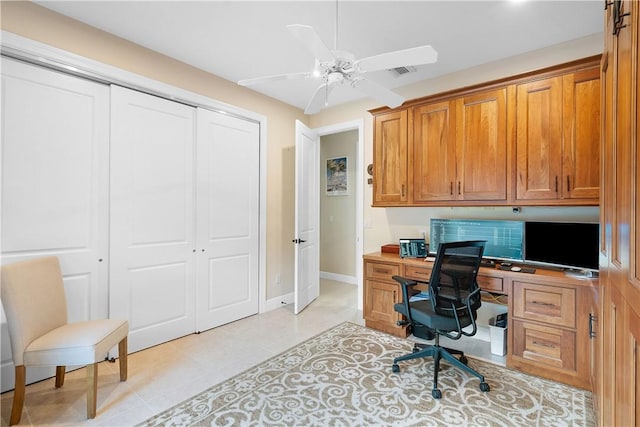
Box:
[389, 240, 490, 399]
[391, 332, 490, 399]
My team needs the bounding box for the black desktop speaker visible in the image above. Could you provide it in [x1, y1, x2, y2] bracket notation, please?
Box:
[399, 238, 428, 258]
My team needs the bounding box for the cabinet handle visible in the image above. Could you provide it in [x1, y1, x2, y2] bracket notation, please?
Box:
[555, 176, 558, 193]
[589, 313, 597, 338]
[450, 182, 453, 195]
[458, 181, 461, 195]
[373, 268, 390, 274]
[531, 300, 556, 308]
[532, 340, 556, 348]
[566, 175, 570, 192]
[401, 184, 405, 197]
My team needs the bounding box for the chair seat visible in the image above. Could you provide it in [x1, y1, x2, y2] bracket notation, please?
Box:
[24, 319, 128, 367]
[394, 300, 474, 332]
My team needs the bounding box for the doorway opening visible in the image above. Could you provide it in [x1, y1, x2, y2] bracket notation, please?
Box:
[316, 121, 364, 311]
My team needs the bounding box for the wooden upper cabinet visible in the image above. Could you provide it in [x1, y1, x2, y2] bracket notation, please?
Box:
[563, 67, 601, 200]
[516, 76, 564, 200]
[373, 110, 408, 205]
[516, 67, 600, 202]
[370, 55, 600, 207]
[411, 88, 508, 203]
[456, 88, 508, 201]
[412, 101, 457, 202]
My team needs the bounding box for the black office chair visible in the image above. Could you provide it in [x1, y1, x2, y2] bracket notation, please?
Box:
[391, 240, 490, 399]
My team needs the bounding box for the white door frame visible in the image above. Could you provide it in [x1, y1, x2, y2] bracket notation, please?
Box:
[1, 31, 268, 313]
[313, 120, 365, 311]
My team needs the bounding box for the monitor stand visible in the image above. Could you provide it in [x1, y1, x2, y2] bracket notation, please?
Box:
[564, 268, 598, 279]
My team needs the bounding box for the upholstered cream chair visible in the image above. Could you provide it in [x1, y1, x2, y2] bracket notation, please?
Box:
[1, 256, 129, 425]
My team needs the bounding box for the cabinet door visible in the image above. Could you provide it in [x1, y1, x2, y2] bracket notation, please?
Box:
[412, 101, 457, 201]
[456, 88, 508, 200]
[516, 77, 563, 200]
[364, 279, 402, 326]
[373, 110, 408, 204]
[562, 67, 601, 199]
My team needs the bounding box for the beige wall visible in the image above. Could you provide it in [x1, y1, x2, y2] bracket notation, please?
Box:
[310, 33, 603, 254]
[0, 1, 305, 300]
[320, 131, 357, 278]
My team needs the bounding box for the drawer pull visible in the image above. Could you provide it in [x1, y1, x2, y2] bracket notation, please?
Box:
[532, 340, 556, 348]
[373, 268, 390, 274]
[531, 300, 557, 308]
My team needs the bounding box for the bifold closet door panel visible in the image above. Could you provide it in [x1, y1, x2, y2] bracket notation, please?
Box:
[110, 85, 196, 353]
[195, 108, 260, 332]
[0, 58, 109, 391]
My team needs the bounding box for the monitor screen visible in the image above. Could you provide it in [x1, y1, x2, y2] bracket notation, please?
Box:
[429, 219, 524, 261]
[524, 221, 599, 271]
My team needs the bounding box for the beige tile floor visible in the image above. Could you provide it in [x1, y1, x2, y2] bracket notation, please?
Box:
[0, 279, 503, 426]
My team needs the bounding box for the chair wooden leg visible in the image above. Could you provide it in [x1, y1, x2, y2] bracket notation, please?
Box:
[118, 337, 128, 381]
[55, 366, 66, 388]
[10, 365, 26, 426]
[86, 363, 98, 419]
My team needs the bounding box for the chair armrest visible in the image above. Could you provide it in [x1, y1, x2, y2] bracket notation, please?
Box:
[391, 275, 424, 326]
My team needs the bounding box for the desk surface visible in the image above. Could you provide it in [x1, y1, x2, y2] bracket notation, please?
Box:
[364, 251, 598, 288]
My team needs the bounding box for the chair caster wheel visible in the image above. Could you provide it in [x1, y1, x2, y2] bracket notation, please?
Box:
[459, 356, 468, 365]
[479, 382, 490, 392]
[412, 346, 420, 353]
[432, 388, 442, 399]
[392, 364, 400, 373]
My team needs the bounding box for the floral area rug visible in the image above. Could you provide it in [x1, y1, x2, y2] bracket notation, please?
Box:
[139, 322, 594, 426]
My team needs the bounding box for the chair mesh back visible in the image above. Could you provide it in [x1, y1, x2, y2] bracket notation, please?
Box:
[428, 241, 485, 317]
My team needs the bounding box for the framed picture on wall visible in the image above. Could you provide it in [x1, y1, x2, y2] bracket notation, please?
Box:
[326, 156, 348, 196]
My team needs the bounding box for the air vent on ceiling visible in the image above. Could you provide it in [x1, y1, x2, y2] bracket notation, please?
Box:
[390, 65, 417, 76]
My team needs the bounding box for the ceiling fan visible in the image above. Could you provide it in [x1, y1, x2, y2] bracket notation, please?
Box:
[238, 23, 438, 114]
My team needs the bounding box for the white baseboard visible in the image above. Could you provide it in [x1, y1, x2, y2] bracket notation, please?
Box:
[320, 271, 357, 285]
[264, 292, 294, 312]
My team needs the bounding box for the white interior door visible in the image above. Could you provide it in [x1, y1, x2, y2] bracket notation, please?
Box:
[110, 85, 196, 353]
[294, 120, 320, 314]
[196, 108, 259, 331]
[0, 58, 109, 391]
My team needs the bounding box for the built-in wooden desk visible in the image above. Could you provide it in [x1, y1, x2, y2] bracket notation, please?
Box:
[363, 252, 598, 390]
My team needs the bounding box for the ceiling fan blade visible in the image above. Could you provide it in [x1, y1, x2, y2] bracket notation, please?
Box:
[355, 45, 438, 73]
[304, 83, 335, 115]
[353, 78, 405, 109]
[287, 24, 335, 62]
[238, 71, 315, 86]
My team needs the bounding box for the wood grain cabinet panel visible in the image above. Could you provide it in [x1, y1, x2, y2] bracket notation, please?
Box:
[373, 110, 408, 205]
[512, 320, 576, 370]
[516, 77, 563, 200]
[512, 281, 576, 328]
[363, 259, 405, 337]
[509, 278, 591, 390]
[412, 101, 457, 202]
[371, 56, 599, 207]
[515, 67, 600, 203]
[562, 68, 601, 200]
[455, 88, 508, 201]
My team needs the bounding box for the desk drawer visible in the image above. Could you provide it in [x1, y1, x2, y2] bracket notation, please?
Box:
[404, 265, 431, 281]
[512, 281, 576, 328]
[512, 320, 576, 371]
[365, 261, 400, 282]
[477, 275, 504, 293]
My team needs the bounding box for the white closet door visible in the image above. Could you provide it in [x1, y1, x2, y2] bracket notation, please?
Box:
[196, 109, 259, 332]
[110, 86, 196, 353]
[0, 58, 109, 391]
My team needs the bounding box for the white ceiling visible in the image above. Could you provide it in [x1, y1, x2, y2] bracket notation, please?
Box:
[36, 1, 604, 113]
